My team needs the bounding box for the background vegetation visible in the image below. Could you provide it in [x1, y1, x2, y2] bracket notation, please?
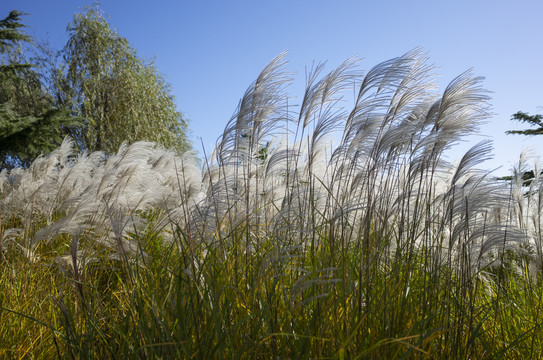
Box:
[0, 7, 190, 169]
[0, 10, 79, 168]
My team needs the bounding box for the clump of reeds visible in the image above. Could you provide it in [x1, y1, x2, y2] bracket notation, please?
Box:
[1, 49, 542, 358]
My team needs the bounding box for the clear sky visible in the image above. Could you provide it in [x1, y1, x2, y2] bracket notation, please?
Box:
[2, 0, 542, 174]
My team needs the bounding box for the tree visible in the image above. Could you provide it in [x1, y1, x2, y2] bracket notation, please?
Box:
[0, 10, 79, 169]
[57, 6, 191, 154]
[0, 10, 31, 74]
[501, 110, 543, 184]
[506, 111, 543, 135]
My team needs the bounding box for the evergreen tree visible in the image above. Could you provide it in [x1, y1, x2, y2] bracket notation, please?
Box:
[506, 111, 543, 135]
[0, 10, 79, 169]
[499, 110, 543, 183]
[0, 10, 31, 74]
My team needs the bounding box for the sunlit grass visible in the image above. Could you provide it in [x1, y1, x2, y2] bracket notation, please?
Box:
[2, 50, 543, 358]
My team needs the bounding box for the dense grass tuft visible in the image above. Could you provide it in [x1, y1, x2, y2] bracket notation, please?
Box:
[2, 49, 543, 358]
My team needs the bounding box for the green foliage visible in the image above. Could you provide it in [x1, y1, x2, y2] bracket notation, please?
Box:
[0, 7, 191, 169]
[497, 170, 540, 185]
[502, 111, 543, 183]
[506, 111, 543, 136]
[0, 105, 79, 167]
[0, 10, 80, 169]
[0, 10, 31, 55]
[2, 211, 543, 358]
[58, 6, 191, 154]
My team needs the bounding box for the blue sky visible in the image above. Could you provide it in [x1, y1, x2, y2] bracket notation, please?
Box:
[2, 0, 542, 174]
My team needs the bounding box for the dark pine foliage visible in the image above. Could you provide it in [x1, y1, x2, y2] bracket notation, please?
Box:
[0, 10, 80, 169]
[506, 111, 543, 135]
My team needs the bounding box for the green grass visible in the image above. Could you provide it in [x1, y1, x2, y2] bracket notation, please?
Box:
[1, 227, 543, 358]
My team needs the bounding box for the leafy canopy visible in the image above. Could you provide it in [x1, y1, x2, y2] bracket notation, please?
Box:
[59, 6, 191, 154]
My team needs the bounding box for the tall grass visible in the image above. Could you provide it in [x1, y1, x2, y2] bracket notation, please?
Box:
[1, 49, 543, 358]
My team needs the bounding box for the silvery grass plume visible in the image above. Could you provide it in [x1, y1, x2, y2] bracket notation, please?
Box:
[198, 48, 526, 276]
[505, 150, 543, 277]
[0, 49, 529, 277]
[0, 139, 201, 264]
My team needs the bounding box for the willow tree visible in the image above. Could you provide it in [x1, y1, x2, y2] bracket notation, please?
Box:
[59, 7, 190, 154]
